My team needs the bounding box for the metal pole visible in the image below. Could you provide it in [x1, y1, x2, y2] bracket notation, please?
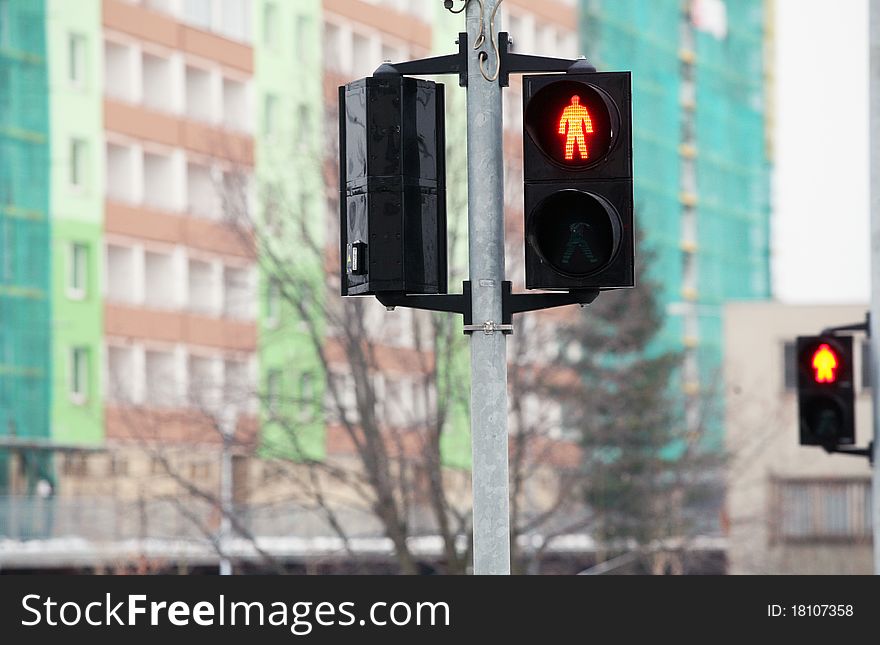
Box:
[869, 0, 880, 575]
[219, 406, 236, 576]
[465, 0, 510, 575]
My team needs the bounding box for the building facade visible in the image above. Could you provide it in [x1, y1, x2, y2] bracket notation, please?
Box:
[724, 302, 873, 574]
[582, 0, 773, 439]
[1, 0, 285, 495]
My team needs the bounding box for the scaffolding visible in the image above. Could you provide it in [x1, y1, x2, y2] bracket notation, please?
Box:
[0, 0, 51, 493]
[581, 0, 772, 435]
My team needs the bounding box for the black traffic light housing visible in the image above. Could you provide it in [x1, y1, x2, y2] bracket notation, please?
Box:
[339, 76, 446, 296]
[522, 72, 633, 290]
[796, 335, 855, 448]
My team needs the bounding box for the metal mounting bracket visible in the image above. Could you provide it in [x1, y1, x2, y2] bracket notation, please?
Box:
[376, 281, 472, 322]
[821, 311, 871, 337]
[373, 33, 470, 86]
[374, 281, 600, 335]
[370, 32, 599, 89]
[823, 441, 874, 464]
[497, 32, 597, 87]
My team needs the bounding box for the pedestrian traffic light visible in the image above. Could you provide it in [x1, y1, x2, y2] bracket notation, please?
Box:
[339, 76, 447, 296]
[796, 335, 855, 447]
[522, 72, 633, 290]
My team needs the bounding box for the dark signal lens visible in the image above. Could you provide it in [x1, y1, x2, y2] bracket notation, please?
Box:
[527, 190, 621, 278]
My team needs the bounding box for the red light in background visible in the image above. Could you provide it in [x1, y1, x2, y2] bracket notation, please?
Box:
[812, 344, 839, 383]
[558, 95, 594, 161]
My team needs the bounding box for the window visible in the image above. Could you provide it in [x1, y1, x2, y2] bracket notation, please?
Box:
[145, 350, 179, 406]
[63, 453, 89, 477]
[267, 369, 282, 414]
[221, 0, 251, 42]
[70, 347, 89, 404]
[862, 341, 872, 390]
[782, 341, 796, 390]
[105, 40, 133, 101]
[188, 258, 217, 314]
[264, 94, 279, 136]
[68, 242, 88, 299]
[187, 162, 218, 217]
[107, 345, 136, 403]
[69, 34, 86, 86]
[106, 143, 135, 203]
[188, 354, 219, 409]
[142, 53, 173, 112]
[223, 265, 252, 319]
[323, 22, 344, 73]
[266, 278, 281, 326]
[222, 77, 248, 132]
[263, 2, 278, 48]
[185, 65, 213, 122]
[70, 139, 87, 188]
[185, 0, 212, 29]
[106, 244, 136, 303]
[110, 454, 128, 477]
[772, 478, 872, 543]
[295, 15, 310, 61]
[352, 32, 372, 78]
[143, 152, 175, 211]
[144, 251, 174, 308]
[224, 358, 251, 407]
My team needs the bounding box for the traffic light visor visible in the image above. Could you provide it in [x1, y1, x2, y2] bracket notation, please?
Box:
[524, 80, 617, 168]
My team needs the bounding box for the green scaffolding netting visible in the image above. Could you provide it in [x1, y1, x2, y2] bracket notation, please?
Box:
[582, 0, 770, 369]
[581, 0, 771, 449]
[0, 0, 51, 493]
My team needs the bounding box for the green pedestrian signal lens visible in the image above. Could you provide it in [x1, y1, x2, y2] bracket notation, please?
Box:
[527, 190, 621, 278]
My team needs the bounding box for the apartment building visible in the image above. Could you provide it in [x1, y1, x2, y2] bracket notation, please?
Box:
[0, 0, 289, 498]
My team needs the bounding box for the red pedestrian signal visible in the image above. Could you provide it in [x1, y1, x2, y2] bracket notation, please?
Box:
[558, 95, 593, 161]
[811, 343, 838, 383]
[796, 335, 854, 447]
[524, 77, 616, 170]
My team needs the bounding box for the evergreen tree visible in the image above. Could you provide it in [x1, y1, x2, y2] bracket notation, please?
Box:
[551, 231, 720, 569]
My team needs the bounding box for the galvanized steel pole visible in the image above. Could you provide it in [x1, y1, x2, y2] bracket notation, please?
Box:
[465, 0, 511, 575]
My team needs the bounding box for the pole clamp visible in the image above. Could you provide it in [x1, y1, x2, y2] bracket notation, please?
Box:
[463, 320, 514, 335]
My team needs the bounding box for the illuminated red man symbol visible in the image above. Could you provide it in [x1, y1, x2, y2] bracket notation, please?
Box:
[812, 344, 838, 383]
[558, 95, 593, 161]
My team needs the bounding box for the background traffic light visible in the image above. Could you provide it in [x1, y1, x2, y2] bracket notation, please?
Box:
[796, 335, 855, 447]
[339, 76, 447, 296]
[522, 72, 633, 290]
